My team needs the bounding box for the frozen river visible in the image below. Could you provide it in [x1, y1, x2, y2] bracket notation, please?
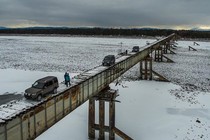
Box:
[0, 35, 210, 103]
[0, 35, 210, 139]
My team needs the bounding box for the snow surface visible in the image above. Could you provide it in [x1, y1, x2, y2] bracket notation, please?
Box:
[0, 36, 153, 73]
[0, 35, 210, 139]
[152, 40, 210, 106]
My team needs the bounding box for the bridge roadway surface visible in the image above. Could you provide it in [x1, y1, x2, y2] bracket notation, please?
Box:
[0, 33, 176, 140]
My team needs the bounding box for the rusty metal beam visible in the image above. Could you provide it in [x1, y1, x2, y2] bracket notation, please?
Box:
[168, 49, 176, 54]
[139, 61, 143, 79]
[162, 55, 174, 63]
[99, 100, 105, 139]
[144, 57, 148, 80]
[155, 47, 163, 62]
[140, 56, 153, 80]
[113, 127, 133, 140]
[189, 46, 197, 51]
[94, 124, 110, 132]
[109, 101, 115, 140]
[149, 57, 152, 80]
[152, 70, 170, 82]
[88, 98, 95, 139]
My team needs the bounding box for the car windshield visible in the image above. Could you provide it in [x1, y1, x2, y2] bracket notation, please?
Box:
[32, 81, 45, 89]
[104, 55, 114, 60]
[104, 57, 110, 60]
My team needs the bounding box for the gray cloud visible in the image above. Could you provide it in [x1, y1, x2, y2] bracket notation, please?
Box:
[0, 0, 210, 28]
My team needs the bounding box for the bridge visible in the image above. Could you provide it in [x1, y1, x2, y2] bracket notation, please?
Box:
[0, 33, 176, 140]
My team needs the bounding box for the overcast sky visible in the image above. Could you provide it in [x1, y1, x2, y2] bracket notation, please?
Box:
[0, 0, 210, 29]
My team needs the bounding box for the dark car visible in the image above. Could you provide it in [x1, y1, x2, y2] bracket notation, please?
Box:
[132, 46, 140, 52]
[102, 55, 115, 66]
[24, 76, 59, 101]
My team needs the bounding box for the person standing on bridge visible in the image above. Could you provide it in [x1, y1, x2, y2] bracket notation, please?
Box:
[64, 72, 71, 87]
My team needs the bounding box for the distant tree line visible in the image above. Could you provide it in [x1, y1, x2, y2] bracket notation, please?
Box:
[0, 28, 210, 39]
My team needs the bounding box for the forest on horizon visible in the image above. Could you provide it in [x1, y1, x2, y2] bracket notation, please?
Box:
[0, 27, 210, 39]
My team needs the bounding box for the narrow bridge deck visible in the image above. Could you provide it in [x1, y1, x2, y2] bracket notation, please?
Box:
[0, 34, 176, 140]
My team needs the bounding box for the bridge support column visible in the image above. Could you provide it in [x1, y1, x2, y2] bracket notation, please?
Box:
[163, 42, 176, 54]
[109, 100, 115, 140]
[88, 98, 95, 139]
[140, 56, 152, 80]
[163, 44, 168, 54]
[154, 47, 163, 62]
[88, 89, 133, 140]
[154, 46, 175, 63]
[99, 100, 105, 139]
[139, 55, 170, 82]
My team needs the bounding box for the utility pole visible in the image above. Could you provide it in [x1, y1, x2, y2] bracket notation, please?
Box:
[120, 42, 123, 54]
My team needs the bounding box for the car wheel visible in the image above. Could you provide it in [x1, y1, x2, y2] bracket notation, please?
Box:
[37, 95, 42, 101]
[53, 88, 57, 94]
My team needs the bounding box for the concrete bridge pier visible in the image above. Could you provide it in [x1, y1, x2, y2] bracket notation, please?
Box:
[88, 89, 133, 140]
[139, 56, 153, 80]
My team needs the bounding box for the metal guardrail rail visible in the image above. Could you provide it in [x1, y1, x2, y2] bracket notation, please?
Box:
[0, 33, 176, 140]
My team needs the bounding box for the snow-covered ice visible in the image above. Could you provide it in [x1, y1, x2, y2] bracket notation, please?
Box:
[0, 36, 153, 73]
